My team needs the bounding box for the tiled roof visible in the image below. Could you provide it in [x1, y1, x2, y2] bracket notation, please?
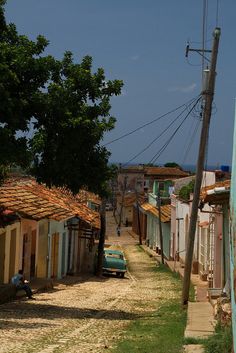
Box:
[119, 166, 189, 178]
[200, 180, 230, 205]
[141, 203, 171, 223]
[76, 189, 101, 205]
[117, 193, 146, 207]
[144, 167, 189, 177]
[0, 177, 100, 229]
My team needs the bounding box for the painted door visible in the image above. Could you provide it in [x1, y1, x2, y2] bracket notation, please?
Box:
[51, 233, 59, 278]
[30, 230, 36, 277]
[9, 229, 17, 279]
[61, 232, 66, 276]
[22, 233, 31, 279]
[0, 232, 6, 283]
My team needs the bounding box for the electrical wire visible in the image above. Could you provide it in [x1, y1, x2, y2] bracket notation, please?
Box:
[123, 102, 195, 166]
[103, 95, 201, 146]
[182, 118, 201, 165]
[148, 96, 202, 164]
[122, 96, 201, 167]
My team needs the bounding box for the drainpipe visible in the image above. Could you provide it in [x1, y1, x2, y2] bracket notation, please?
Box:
[223, 204, 230, 294]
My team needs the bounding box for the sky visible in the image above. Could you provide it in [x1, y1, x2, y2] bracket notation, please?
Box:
[5, 0, 236, 168]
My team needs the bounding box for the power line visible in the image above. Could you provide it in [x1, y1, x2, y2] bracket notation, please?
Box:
[181, 118, 201, 165]
[149, 96, 202, 164]
[103, 95, 201, 146]
[123, 96, 201, 166]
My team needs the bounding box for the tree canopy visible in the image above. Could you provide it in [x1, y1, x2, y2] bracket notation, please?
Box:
[31, 53, 123, 195]
[0, 1, 56, 166]
[0, 1, 123, 196]
[164, 162, 182, 169]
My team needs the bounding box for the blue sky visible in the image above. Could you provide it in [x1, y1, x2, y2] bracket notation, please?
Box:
[5, 0, 236, 167]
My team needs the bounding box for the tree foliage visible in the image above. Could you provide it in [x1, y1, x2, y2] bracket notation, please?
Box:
[0, 2, 56, 169]
[0, 2, 123, 196]
[30, 53, 123, 195]
[179, 180, 195, 201]
[164, 162, 182, 169]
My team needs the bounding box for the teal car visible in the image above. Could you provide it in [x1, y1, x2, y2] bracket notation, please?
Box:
[103, 249, 127, 278]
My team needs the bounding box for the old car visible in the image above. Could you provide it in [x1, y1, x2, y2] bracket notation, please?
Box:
[102, 249, 127, 278]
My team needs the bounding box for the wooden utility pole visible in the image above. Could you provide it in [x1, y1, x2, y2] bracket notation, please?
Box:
[157, 190, 164, 265]
[96, 198, 106, 276]
[182, 27, 221, 306]
[135, 190, 142, 245]
[118, 176, 127, 227]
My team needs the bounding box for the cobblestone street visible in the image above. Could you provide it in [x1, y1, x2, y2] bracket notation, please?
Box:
[0, 213, 178, 353]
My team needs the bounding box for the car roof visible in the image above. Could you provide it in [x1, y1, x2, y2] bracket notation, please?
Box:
[104, 249, 124, 255]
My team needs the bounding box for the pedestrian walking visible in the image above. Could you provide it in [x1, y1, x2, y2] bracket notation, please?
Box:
[116, 225, 121, 236]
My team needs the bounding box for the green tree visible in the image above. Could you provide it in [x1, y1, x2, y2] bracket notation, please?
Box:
[0, 0, 55, 171]
[31, 53, 123, 196]
[164, 162, 182, 169]
[0, 1, 123, 196]
[179, 180, 195, 201]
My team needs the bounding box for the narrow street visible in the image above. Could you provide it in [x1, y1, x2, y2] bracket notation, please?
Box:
[0, 213, 180, 353]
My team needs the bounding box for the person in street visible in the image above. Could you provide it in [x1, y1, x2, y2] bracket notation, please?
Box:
[116, 224, 121, 236]
[11, 270, 34, 299]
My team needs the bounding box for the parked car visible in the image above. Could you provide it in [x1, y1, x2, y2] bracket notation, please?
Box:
[102, 249, 127, 278]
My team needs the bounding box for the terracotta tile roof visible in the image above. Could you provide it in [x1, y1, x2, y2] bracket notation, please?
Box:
[200, 180, 230, 204]
[119, 166, 189, 178]
[141, 203, 171, 222]
[0, 177, 100, 229]
[144, 167, 189, 177]
[117, 192, 146, 207]
[76, 189, 101, 205]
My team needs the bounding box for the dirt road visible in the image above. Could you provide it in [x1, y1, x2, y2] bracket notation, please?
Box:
[0, 214, 177, 353]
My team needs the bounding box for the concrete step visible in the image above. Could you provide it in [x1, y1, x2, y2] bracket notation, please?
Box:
[185, 302, 215, 338]
[183, 344, 204, 353]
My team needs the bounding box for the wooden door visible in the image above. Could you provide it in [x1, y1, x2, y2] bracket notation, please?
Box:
[0, 232, 6, 283]
[61, 232, 66, 276]
[30, 230, 36, 277]
[9, 229, 16, 279]
[51, 233, 59, 278]
[22, 233, 31, 278]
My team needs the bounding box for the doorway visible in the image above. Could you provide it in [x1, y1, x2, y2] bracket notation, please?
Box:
[0, 232, 6, 283]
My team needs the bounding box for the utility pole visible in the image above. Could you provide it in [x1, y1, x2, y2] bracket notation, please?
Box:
[96, 198, 106, 277]
[135, 190, 142, 245]
[119, 175, 127, 227]
[157, 189, 164, 265]
[182, 27, 221, 306]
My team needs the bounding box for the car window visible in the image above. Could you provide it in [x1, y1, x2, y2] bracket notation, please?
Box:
[105, 253, 123, 259]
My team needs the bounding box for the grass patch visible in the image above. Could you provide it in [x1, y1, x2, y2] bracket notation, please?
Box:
[136, 245, 145, 252]
[110, 246, 199, 353]
[154, 263, 195, 302]
[110, 257, 188, 353]
[203, 323, 232, 353]
[183, 336, 206, 345]
[110, 299, 187, 353]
